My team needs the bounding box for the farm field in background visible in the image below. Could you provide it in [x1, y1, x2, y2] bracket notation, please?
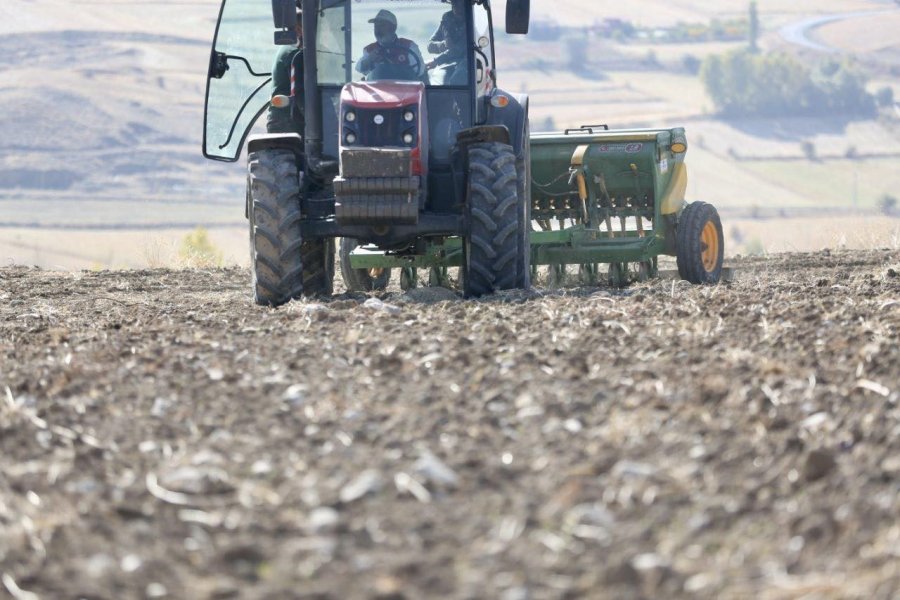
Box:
[520, 0, 885, 27]
[3, 216, 898, 271]
[814, 12, 900, 54]
[740, 158, 900, 210]
[1, 0, 899, 269]
[0, 226, 249, 271]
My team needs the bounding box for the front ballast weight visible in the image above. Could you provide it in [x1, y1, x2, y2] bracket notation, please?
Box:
[347, 126, 726, 290]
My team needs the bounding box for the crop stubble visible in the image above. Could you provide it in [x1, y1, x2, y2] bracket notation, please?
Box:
[0, 250, 898, 599]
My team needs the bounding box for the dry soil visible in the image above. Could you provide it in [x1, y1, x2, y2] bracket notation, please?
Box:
[1, 251, 899, 599]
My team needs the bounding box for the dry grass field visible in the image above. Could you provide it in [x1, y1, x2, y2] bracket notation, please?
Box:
[815, 11, 900, 54]
[520, 0, 885, 27]
[3, 216, 898, 272]
[0, 227, 249, 271]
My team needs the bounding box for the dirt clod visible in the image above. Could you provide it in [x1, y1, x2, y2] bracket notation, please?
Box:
[803, 449, 838, 482]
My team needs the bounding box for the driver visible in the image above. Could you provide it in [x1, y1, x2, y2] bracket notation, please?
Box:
[356, 9, 426, 81]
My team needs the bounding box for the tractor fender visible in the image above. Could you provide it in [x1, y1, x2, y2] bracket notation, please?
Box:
[484, 90, 529, 160]
[246, 133, 304, 157]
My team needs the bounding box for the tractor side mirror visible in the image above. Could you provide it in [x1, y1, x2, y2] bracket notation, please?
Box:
[506, 0, 530, 35]
[272, 0, 298, 45]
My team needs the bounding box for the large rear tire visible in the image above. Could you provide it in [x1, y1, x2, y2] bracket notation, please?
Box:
[248, 149, 333, 306]
[676, 201, 724, 284]
[463, 142, 525, 298]
[339, 238, 390, 292]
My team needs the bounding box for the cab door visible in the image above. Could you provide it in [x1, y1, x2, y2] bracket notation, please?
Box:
[472, 2, 495, 125]
[203, 0, 277, 161]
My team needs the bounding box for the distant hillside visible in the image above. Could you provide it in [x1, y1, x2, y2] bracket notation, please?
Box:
[0, 0, 898, 269]
[0, 0, 237, 204]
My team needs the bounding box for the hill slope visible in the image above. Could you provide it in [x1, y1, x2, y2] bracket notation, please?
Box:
[1, 0, 898, 268]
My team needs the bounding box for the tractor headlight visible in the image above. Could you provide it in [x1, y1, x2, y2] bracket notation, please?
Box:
[403, 110, 415, 123]
[345, 132, 357, 145]
[403, 133, 414, 145]
[345, 110, 356, 123]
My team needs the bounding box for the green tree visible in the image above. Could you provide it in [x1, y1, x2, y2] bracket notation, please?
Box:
[875, 86, 894, 107]
[801, 141, 816, 161]
[749, 1, 760, 53]
[566, 35, 589, 76]
[700, 54, 725, 107]
[682, 54, 702, 75]
[700, 50, 875, 117]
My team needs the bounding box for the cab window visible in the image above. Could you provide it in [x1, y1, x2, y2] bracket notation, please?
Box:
[317, 0, 470, 87]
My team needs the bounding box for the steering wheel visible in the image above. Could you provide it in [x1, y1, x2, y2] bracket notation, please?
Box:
[402, 46, 422, 76]
[366, 46, 422, 82]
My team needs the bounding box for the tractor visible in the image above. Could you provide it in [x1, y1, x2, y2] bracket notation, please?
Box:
[204, 0, 533, 304]
[202, 0, 725, 304]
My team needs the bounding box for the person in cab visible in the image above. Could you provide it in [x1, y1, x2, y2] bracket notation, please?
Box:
[267, 5, 304, 134]
[356, 9, 427, 82]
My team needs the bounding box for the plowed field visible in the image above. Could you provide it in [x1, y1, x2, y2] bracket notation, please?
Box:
[1, 251, 898, 599]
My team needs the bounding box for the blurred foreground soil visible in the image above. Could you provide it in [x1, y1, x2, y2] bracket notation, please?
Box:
[1, 251, 898, 599]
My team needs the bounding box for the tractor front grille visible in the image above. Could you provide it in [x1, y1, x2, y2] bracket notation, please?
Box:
[343, 107, 416, 148]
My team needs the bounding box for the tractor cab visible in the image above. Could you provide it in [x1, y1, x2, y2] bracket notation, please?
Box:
[204, 0, 530, 172]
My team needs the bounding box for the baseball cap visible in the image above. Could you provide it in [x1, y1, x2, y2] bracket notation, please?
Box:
[368, 9, 397, 27]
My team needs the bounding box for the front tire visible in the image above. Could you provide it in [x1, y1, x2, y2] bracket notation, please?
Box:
[248, 149, 333, 306]
[676, 201, 724, 284]
[463, 142, 526, 298]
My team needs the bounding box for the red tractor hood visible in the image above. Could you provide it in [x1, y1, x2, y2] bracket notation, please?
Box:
[341, 81, 425, 109]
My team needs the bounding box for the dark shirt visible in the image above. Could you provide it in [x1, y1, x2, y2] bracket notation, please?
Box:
[268, 45, 304, 134]
[272, 45, 300, 97]
[429, 11, 466, 66]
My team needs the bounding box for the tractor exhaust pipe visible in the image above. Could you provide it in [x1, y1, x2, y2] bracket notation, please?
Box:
[302, 0, 324, 173]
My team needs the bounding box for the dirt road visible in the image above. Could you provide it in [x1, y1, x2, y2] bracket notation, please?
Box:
[1, 251, 898, 599]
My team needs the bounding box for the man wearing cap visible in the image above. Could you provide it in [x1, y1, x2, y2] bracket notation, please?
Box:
[267, 7, 304, 134]
[356, 9, 426, 81]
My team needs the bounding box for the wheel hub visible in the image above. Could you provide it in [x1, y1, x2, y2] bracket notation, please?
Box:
[701, 221, 719, 273]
